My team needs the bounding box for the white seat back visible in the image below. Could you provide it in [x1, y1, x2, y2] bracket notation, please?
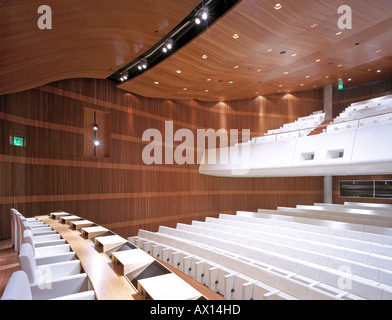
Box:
[1, 271, 32, 300]
[19, 243, 38, 284]
[23, 230, 36, 250]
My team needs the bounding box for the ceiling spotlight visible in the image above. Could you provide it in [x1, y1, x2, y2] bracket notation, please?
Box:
[137, 58, 147, 70]
[195, 8, 208, 24]
[274, 3, 282, 10]
[119, 70, 128, 81]
[94, 140, 100, 146]
[93, 123, 99, 131]
[377, 69, 381, 73]
[162, 39, 173, 53]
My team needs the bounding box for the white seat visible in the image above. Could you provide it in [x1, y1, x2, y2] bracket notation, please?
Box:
[23, 229, 66, 248]
[18, 243, 82, 286]
[251, 281, 280, 300]
[23, 230, 75, 266]
[213, 267, 238, 298]
[230, 273, 257, 300]
[1, 270, 95, 300]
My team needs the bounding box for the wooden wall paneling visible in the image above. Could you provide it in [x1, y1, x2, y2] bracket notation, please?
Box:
[0, 78, 326, 240]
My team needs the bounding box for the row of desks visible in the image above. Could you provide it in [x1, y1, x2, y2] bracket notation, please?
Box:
[39, 212, 207, 300]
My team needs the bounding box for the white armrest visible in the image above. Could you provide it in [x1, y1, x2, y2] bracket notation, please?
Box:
[50, 290, 96, 300]
[36, 260, 82, 281]
[31, 226, 53, 232]
[36, 252, 76, 266]
[35, 244, 71, 257]
[32, 234, 62, 243]
[30, 273, 91, 300]
[34, 239, 67, 248]
[31, 230, 57, 236]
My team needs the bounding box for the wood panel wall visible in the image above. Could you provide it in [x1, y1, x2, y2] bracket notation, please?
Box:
[0, 79, 326, 240]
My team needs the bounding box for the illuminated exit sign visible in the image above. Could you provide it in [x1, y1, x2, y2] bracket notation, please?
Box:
[9, 135, 25, 147]
[338, 78, 344, 90]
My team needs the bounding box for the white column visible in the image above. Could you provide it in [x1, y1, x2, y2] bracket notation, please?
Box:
[323, 85, 333, 203]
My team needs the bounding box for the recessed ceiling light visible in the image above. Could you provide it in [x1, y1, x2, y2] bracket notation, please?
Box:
[316, 59, 321, 62]
[348, 78, 352, 81]
[336, 31, 342, 36]
[255, 91, 259, 94]
[183, 88, 188, 91]
[367, 69, 372, 72]
[176, 70, 182, 74]
[313, 86, 317, 88]
[274, 3, 282, 10]
[377, 69, 381, 73]
[202, 54, 208, 59]
[338, 64, 343, 67]
[257, 69, 262, 72]
[325, 75, 330, 78]
[234, 65, 239, 69]
[205, 89, 209, 92]
[311, 23, 318, 28]
[284, 72, 289, 75]
[291, 53, 297, 57]
[267, 48, 273, 52]
[306, 75, 310, 78]
[300, 84, 304, 86]
[154, 81, 159, 85]
[376, 49, 382, 53]
[229, 81, 234, 84]
[279, 84, 283, 87]
[206, 78, 211, 81]
[233, 33, 239, 39]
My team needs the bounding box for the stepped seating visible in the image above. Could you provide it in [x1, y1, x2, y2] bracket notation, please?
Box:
[132, 203, 392, 300]
[252, 111, 325, 143]
[328, 95, 392, 132]
[2, 209, 96, 300]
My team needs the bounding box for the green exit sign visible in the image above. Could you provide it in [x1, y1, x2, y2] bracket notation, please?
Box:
[338, 78, 344, 90]
[9, 135, 25, 147]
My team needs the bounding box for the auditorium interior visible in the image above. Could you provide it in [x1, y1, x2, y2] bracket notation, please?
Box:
[1, 0, 392, 301]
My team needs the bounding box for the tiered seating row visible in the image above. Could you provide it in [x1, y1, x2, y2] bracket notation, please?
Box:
[132, 203, 392, 300]
[2, 209, 95, 300]
[328, 95, 392, 132]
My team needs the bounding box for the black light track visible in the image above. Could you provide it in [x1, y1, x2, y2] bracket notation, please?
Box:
[107, 0, 242, 84]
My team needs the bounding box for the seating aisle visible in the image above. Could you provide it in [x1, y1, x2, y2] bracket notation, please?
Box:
[131, 202, 392, 300]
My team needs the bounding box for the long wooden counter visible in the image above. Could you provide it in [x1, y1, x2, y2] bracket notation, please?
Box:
[37, 214, 224, 300]
[37, 215, 142, 300]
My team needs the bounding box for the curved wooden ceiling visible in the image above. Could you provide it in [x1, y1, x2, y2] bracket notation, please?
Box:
[0, 0, 200, 95]
[1, 0, 391, 101]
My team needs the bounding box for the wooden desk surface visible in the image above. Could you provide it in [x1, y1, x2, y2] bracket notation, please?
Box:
[138, 273, 202, 300]
[36, 215, 225, 300]
[37, 215, 142, 300]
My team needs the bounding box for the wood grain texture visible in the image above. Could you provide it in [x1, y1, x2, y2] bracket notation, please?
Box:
[119, 0, 392, 100]
[0, 0, 201, 95]
[0, 78, 326, 240]
[1, 0, 391, 101]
